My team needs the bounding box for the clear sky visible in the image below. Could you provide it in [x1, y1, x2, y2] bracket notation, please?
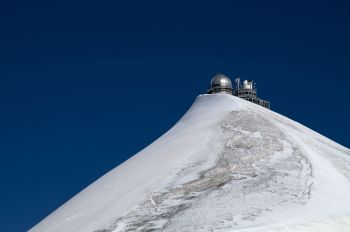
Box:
[1, 0, 349, 231]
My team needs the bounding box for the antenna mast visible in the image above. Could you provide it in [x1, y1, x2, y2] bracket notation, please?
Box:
[235, 77, 241, 90]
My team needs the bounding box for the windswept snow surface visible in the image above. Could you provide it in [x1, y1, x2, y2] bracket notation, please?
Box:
[30, 94, 350, 232]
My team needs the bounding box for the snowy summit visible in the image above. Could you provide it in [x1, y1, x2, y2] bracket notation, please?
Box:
[30, 75, 350, 232]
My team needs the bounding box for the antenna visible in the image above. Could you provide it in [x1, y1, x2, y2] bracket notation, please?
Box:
[235, 77, 241, 90]
[255, 82, 257, 93]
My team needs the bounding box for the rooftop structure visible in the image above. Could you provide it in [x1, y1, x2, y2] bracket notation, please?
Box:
[207, 74, 270, 109]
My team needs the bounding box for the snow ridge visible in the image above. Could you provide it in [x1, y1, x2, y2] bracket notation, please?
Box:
[30, 94, 350, 232]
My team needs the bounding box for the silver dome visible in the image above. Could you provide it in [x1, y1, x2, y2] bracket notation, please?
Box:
[210, 74, 232, 88]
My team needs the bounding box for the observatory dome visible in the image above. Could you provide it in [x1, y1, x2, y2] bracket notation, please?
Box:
[210, 74, 232, 88]
[207, 74, 233, 95]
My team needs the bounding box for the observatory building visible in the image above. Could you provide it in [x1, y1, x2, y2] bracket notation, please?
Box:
[207, 74, 233, 95]
[207, 73, 270, 109]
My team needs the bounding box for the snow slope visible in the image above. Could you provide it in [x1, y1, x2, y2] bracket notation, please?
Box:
[30, 94, 350, 232]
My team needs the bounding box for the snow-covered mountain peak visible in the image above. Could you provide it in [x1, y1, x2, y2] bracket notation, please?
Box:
[30, 94, 350, 232]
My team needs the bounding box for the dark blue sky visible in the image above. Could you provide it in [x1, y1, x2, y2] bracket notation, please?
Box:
[1, 1, 349, 231]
